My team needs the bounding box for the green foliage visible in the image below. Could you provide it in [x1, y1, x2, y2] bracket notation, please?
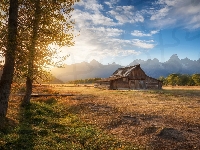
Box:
[0, 98, 137, 149]
[165, 74, 180, 86]
[14, 0, 78, 83]
[0, 1, 9, 57]
[160, 74, 200, 86]
[158, 76, 167, 85]
[192, 74, 200, 86]
[67, 78, 102, 84]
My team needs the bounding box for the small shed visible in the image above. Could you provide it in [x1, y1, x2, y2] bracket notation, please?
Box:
[97, 64, 162, 90]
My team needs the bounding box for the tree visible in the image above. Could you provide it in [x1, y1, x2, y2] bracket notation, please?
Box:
[177, 74, 190, 86]
[15, 0, 78, 105]
[158, 76, 167, 85]
[0, 0, 18, 117]
[192, 74, 200, 86]
[166, 74, 180, 86]
[164, 74, 196, 86]
[188, 75, 195, 86]
[20, 0, 42, 105]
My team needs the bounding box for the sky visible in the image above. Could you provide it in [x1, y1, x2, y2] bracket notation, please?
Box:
[60, 0, 200, 66]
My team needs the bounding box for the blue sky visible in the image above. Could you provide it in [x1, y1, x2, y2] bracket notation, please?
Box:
[61, 0, 200, 66]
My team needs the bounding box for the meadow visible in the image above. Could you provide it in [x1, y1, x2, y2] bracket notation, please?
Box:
[1, 84, 200, 149]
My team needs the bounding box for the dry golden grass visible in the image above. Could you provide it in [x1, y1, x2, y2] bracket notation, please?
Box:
[43, 84, 200, 150]
[6, 84, 200, 149]
[2, 89, 137, 149]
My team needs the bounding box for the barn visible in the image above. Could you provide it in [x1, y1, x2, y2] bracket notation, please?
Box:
[97, 64, 162, 90]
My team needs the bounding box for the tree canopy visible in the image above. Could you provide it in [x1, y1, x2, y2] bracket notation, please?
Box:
[15, 0, 78, 105]
[159, 74, 200, 86]
[0, 0, 79, 116]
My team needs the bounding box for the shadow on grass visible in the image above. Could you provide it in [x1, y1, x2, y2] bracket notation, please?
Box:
[2, 104, 37, 149]
[1, 98, 58, 149]
[1, 97, 138, 149]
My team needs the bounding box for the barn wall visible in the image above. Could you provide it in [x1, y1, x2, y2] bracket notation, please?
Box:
[129, 80, 146, 89]
[113, 78, 129, 89]
[97, 65, 162, 90]
[98, 78, 162, 90]
[145, 76, 162, 89]
[113, 78, 147, 90]
[130, 67, 146, 80]
[97, 81, 110, 89]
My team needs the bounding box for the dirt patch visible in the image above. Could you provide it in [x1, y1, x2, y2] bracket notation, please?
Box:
[89, 104, 113, 113]
[106, 117, 123, 129]
[122, 115, 140, 125]
[139, 114, 161, 121]
[142, 125, 160, 135]
[157, 127, 186, 142]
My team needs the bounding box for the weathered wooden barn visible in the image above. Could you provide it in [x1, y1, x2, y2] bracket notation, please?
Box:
[97, 64, 162, 90]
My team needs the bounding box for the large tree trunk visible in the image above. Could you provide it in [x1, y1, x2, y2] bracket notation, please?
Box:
[0, 0, 18, 118]
[22, 0, 41, 105]
[21, 77, 33, 106]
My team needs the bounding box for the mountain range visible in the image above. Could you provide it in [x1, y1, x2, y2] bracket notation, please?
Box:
[51, 54, 200, 82]
[0, 54, 199, 83]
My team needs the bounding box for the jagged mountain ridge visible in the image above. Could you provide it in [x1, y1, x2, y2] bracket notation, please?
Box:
[1, 54, 197, 83]
[50, 60, 122, 82]
[51, 54, 200, 82]
[130, 54, 200, 78]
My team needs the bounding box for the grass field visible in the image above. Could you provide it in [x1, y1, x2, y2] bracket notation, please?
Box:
[1, 84, 200, 149]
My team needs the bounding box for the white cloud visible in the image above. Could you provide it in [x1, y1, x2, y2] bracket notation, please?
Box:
[131, 30, 159, 37]
[149, 0, 200, 29]
[72, 9, 116, 29]
[88, 27, 124, 37]
[132, 39, 155, 49]
[75, 0, 103, 13]
[104, 0, 120, 8]
[150, 6, 169, 21]
[104, 2, 112, 8]
[60, 26, 142, 64]
[64, 0, 158, 64]
[108, 6, 144, 24]
[150, 30, 159, 34]
[89, 13, 116, 26]
[156, 0, 179, 6]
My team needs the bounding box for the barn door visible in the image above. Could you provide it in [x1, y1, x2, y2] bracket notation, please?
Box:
[129, 80, 135, 89]
[139, 80, 146, 89]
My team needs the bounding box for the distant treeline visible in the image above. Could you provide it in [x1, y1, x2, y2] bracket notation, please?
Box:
[159, 74, 200, 86]
[67, 78, 101, 84]
[66, 74, 200, 86]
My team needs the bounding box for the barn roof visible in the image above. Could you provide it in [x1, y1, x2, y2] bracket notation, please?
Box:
[97, 64, 141, 82]
[96, 76, 122, 82]
[110, 64, 140, 78]
[97, 64, 162, 84]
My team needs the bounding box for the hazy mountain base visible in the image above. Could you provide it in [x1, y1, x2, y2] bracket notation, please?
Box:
[50, 54, 200, 82]
[1, 54, 199, 83]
